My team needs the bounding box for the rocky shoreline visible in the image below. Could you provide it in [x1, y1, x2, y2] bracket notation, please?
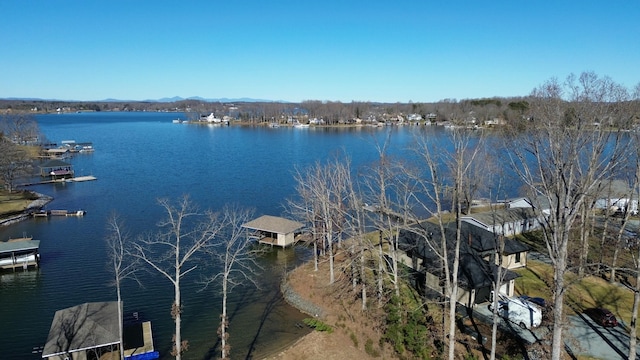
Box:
[281, 275, 326, 319]
[0, 192, 52, 227]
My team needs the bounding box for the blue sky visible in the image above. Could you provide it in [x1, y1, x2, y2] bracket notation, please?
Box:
[1, 1, 638, 103]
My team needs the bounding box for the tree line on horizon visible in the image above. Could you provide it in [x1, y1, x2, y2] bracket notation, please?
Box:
[3, 87, 629, 128]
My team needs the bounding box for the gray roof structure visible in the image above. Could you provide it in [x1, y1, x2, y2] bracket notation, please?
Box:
[462, 207, 537, 229]
[42, 301, 121, 358]
[39, 159, 72, 168]
[455, 222, 529, 255]
[0, 239, 40, 254]
[242, 215, 304, 234]
[397, 221, 522, 291]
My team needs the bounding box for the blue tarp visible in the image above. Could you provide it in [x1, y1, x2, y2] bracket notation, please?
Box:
[125, 351, 160, 360]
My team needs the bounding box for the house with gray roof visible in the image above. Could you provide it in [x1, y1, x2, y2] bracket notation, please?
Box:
[397, 221, 521, 307]
[461, 207, 543, 237]
[455, 221, 529, 270]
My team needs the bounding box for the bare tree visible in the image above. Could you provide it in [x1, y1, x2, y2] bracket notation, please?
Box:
[361, 135, 420, 304]
[361, 135, 398, 304]
[0, 113, 40, 145]
[626, 118, 640, 359]
[0, 138, 32, 192]
[291, 155, 351, 285]
[410, 127, 485, 360]
[204, 205, 263, 360]
[105, 213, 139, 360]
[131, 196, 224, 360]
[508, 72, 631, 360]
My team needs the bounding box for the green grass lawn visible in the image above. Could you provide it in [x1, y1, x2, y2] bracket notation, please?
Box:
[515, 259, 638, 330]
[0, 190, 37, 217]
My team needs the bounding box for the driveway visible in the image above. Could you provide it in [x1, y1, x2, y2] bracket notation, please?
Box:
[566, 313, 640, 359]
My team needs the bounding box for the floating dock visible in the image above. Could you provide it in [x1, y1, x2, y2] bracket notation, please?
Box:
[20, 175, 97, 187]
[32, 209, 86, 217]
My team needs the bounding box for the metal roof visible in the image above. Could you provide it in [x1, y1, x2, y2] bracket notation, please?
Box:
[39, 159, 72, 168]
[242, 215, 304, 234]
[42, 301, 121, 357]
[0, 239, 40, 254]
[462, 207, 537, 229]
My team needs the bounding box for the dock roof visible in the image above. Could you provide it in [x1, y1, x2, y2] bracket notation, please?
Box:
[0, 239, 40, 254]
[242, 215, 304, 234]
[42, 301, 121, 358]
[39, 159, 72, 168]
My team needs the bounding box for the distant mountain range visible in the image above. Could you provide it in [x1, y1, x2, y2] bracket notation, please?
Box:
[150, 96, 278, 103]
[1, 96, 282, 103]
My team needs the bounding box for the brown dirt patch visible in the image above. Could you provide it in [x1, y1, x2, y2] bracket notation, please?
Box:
[266, 256, 395, 359]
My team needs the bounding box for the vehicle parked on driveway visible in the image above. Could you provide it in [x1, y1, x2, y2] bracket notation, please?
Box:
[584, 307, 618, 327]
[519, 295, 547, 308]
[489, 296, 542, 329]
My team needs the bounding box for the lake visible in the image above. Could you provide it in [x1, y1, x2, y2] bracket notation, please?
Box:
[0, 112, 430, 359]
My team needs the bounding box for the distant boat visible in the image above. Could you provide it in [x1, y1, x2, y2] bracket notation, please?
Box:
[294, 123, 310, 128]
[268, 122, 280, 128]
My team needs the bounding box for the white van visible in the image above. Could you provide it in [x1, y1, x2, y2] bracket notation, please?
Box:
[489, 296, 542, 329]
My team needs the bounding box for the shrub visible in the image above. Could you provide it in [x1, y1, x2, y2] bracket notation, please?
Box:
[382, 287, 435, 359]
[364, 338, 380, 357]
[350, 332, 358, 348]
[303, 318, 333, 333]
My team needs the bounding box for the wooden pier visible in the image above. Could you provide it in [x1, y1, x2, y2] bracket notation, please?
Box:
[32, 209, 86, 217]
[123, 321, 157, 359]
[19, 175, 97, 187]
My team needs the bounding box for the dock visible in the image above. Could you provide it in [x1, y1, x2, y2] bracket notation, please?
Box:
[32, 209, 86, 217]
[42, 303, 159, 360]
[19, 175, 97, 187]
[242, 215, 305, 248]
[123, 321, 157, 359]
[0, 237, 40, 271]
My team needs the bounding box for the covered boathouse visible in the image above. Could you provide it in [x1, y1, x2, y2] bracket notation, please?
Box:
[42, 301, 159, 360]
[0, 238, 40, 271]
[39, 159, 74, 180]
[242, 215, 305, 247]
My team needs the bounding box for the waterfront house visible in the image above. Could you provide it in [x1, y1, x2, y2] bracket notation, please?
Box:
[39, 159, 74, 180]
[461, 207, 542, 237]
[456, 221, 529, 270]
[397, 222, 520, 307]
[242, 215, 305, 247]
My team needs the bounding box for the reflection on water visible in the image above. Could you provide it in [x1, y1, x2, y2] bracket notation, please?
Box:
[0, 269, 40, 286]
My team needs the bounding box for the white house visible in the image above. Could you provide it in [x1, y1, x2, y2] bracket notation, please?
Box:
[592, 179, 638, 215]
[461, 207, 542, 237]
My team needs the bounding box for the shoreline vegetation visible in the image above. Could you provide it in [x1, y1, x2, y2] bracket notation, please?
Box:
[0, 190, 52, 227]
